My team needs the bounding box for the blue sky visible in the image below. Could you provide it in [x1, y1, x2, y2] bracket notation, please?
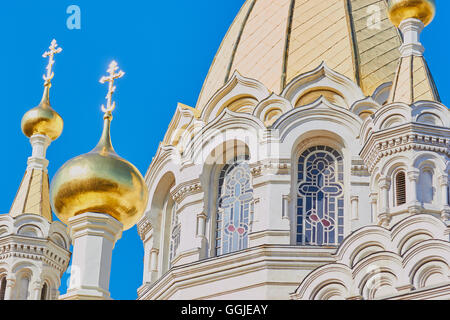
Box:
[0, 1, 449, 300]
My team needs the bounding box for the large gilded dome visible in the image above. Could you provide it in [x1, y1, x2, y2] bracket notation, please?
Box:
[196, 0, 404, 109]
[50, 61, 149, 231]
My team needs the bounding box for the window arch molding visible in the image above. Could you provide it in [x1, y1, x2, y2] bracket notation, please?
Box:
[213, 156, 253, 256]
[14, 269, 32, 300]
[390, 167, 408, 208]
[291, 135, 349, 246]
[40, 281, 49, 300]
[378, 156, 410, 212]
[160, 192, 177, 273]
[38, 272, 60, 301]
[203, 140, 252, 258]
[417, 164, 436, 205]
[413, 154, 447, 207]
[147, 171, 176, 278]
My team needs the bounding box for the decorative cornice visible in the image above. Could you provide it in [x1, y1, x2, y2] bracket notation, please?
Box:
[361, 124, 450, 173]
[171, 179, 203, 204]
[138, 245, 335, 300]
[137, 217, 153, 241]
[250, 160, 291, 178]
[0, 236, 70, 274]
[351, 160, 369, 176]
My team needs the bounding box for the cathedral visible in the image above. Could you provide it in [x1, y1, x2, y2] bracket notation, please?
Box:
[0, 0, 449, 300]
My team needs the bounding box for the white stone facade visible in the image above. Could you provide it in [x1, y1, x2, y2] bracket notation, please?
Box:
[137, 63, 450, 300]
[0, 214, 71, 300]
[1, 1, 449, 302]
[292, 214, 450, 300]
[60, 212, 123, 300]
[0, 130, 71, 300]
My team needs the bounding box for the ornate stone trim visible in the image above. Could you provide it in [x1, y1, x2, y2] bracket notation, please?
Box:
[171, 180, 203, 204]
[137, 218, 153, 241]
[362, 131, 450, 172]
[0, 239, 69, 274]
[351, 160, 369, 176]
[250, 160, 291, 178]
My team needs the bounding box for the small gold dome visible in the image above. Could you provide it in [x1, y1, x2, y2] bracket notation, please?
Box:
[388, 0, 436, 27]
[21, 87, 63, 141]
[50, 115, 148, 230]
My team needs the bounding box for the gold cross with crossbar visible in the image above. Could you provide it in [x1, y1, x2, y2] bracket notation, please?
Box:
[42, 39, 62, 87]
[100, 61, 125, 116]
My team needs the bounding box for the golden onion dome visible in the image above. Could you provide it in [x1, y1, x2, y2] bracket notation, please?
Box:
[388, 0, 436, 27]
[50, 113, 149, 230]
[21, 86, 64, 141]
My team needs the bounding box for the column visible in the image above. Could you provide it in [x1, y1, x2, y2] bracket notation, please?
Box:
[174, 188, 204, 265]
[27, 134, 51, 171]
[350, 196, 359, 221]
[142, 232, 154, 283]
[369, 193, 378, 224]
[407, 170, 421, 214]
[398, 18, 425, 57]
[60, 212, 123, 300]
[195, 212, 208, 259]
[31, 279, 42, 300]
[378, 177, 391, 227]
[51, 288, 60, 300]
[196, 212, 207, 238]
[439, 174, 450, 220]
[150, 249, 159, 274]
[4, 276, 16, 300]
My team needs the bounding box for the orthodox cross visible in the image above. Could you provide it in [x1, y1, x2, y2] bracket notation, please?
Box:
[42, 39, 62, 87]
[100, 61, 125, 116]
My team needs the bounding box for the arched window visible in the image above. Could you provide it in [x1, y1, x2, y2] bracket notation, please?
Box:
[297, 146, 344, 246]
[395, 171, 407, 206]
[160, 194, 175, 274]
[0, 276, 6, 300]
[216, 158, 253, 256]
[169, 203, 180, 265]
[40, 282, 48, 300]
[418, 169, 434, 204]
[17, 275, 30, 300]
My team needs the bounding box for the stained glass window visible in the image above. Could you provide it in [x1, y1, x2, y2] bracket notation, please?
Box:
[297, 146, 344, 246]
[216, 158, 253, 256]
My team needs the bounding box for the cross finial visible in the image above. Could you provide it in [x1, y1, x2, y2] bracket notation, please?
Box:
[42, 39, 62, 87]
[100, 61, 125, 117]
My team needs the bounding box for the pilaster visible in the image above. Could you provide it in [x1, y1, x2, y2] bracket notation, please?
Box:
[248, 160, 291, 246]
[407, 170, 422, 215]
[27, 134, 51, 171]
[439, 174, 450, 221]
[350, 196, 359, 221]
[398, 18, 425, 57]
[4, 276, 16, 300]
[369, 193, 378, 224]
[60, 212, 123, 300]
[378, 177, 391, 227]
